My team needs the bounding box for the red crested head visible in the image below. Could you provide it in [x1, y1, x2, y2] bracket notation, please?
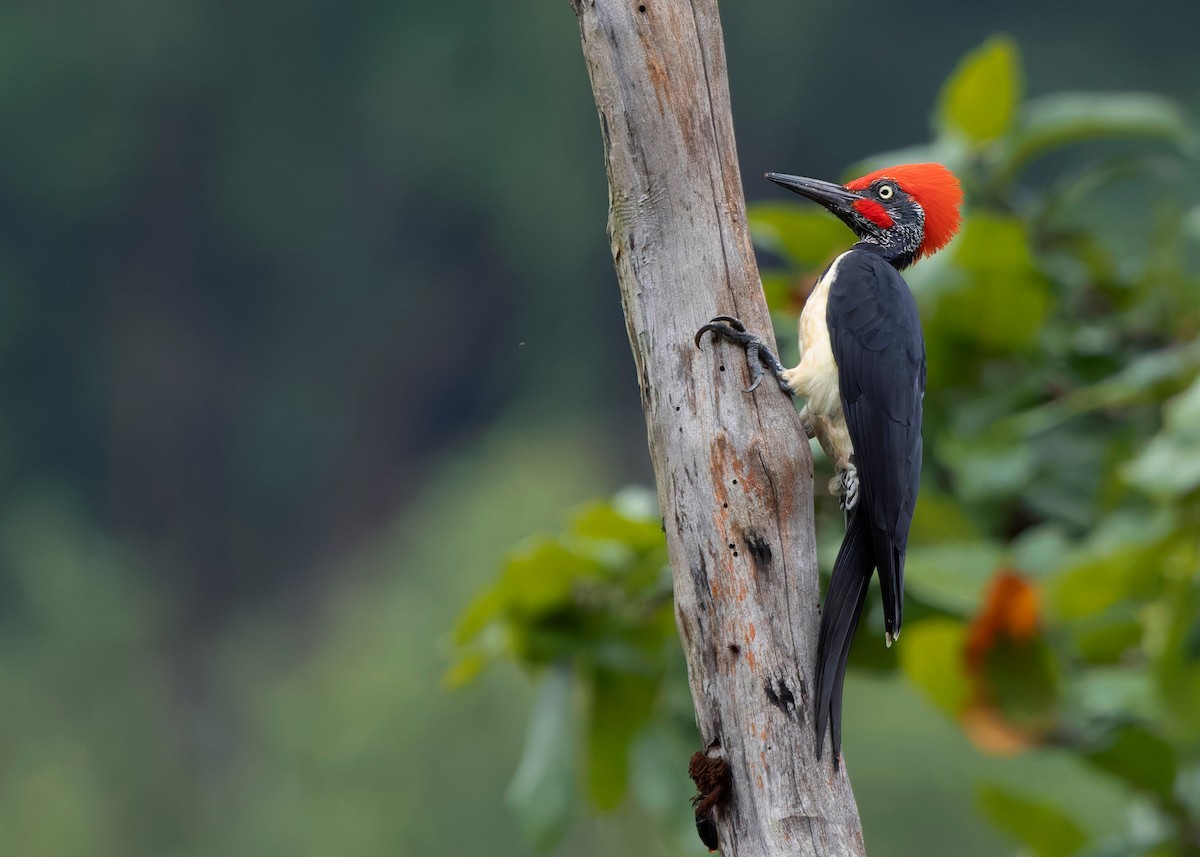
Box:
[845, 163, 963, 260]
[767, 162, 964, 268]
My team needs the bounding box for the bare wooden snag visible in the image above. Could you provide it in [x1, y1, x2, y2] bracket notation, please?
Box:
[569, 1, 867, 854]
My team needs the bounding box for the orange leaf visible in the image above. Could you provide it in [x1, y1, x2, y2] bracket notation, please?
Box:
[966, 570, 1040, 675]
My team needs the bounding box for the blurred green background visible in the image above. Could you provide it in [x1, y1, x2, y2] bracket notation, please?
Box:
[6, 2, 1200, 856]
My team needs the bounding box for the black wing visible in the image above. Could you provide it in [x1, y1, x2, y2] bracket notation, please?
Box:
[826, 248, 925, 640]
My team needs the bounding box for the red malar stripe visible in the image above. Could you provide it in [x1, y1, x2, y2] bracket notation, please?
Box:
[853, 198, 894, 229]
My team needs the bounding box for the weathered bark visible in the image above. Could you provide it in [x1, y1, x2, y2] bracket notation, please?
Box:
[570, 1, 867, 855]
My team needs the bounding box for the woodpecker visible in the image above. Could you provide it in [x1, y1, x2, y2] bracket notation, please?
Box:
[696, 163, 962, 762]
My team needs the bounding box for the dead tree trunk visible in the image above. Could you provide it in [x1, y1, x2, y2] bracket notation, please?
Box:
[570, 1, 867, 855]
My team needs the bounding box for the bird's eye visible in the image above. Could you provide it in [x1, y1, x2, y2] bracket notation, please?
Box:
[878, 184, 895, 200]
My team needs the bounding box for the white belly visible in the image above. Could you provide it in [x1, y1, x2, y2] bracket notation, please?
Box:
[781, 251, 849, 419]
[781, 251, 855, 476]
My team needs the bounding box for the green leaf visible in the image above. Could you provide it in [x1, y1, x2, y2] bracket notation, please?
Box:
[1005, 92, 1194, 175]
[898, 619, 971, 717]
[908, 488, 981, 545]
[572, 498, 663, 555]
[975, 782, 1089, 857]
[586, 668, 658, 810]
[1014, 340, 1200, 437]
[937, 429, 1036, 503]
[1073, 668, 1160, 723]
[1072, 837, 1166, 857]
[1084, 724, 1177, 801]
[748, 204, 852, 269]
[500, 540, 600, 616]
[760, 272, 797, 313]
[1155, 578, 1200, 742]
[1011, 525, 1073, 578]
[442, 648, 488, 690]
[506, 665, 577, 849]
[937, 35, 1022, 144]
[1050, 541, 1166, 622]
[1020, 428, 1109, 530]
[1184, 614, 1200, 661]
[452, 586, 506, 646]
[1126, 375, 1200, 497]
[903, 541, 1006, 615]
[929, 214, 1051, 353]
[949, 212, 1034, 275]
[1071, 615, 1143, 664]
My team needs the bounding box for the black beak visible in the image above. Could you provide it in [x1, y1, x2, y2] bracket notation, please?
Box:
[765, 173, 860, 212]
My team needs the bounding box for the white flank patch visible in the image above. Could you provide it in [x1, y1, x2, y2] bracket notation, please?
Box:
[782, 250, 850, 419]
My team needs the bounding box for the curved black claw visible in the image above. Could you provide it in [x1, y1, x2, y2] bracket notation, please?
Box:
[694, 316, 792, 396]
[708, 315, 746, 331]
[694, 315, 747, 348]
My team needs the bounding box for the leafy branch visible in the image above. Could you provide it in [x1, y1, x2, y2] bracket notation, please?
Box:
[454, 35, 1200, 857]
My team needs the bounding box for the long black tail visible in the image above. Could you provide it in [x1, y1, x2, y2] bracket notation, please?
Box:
[876, 539, 904, 647]
[815, 509, 874, 765]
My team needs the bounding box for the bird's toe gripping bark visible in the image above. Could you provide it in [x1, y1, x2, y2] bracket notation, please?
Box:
[838, 464, 860, 512]
[694, 316, 792, 395]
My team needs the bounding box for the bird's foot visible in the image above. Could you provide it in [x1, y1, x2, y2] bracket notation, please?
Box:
[837, 464, 859, 512]
[694, 316, 792, 395]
